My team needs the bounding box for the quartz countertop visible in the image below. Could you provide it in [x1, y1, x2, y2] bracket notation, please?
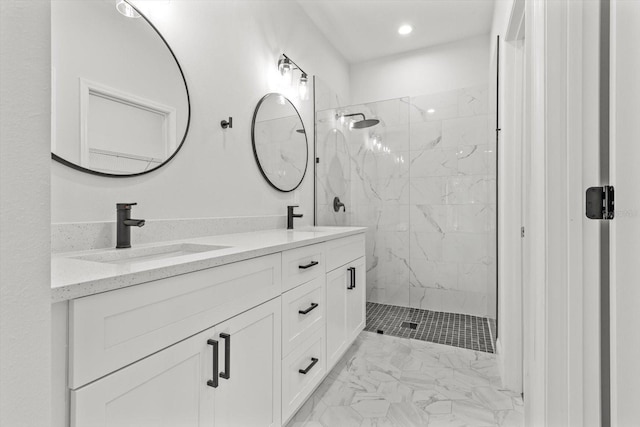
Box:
[51, 226, 366, 302]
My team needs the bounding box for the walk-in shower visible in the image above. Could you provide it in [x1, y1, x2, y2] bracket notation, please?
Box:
[315, 82, 497, 352]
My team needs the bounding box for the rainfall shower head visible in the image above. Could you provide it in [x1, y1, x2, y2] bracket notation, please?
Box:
[352, 119, 380, 129]
[338, 113, 380, 129]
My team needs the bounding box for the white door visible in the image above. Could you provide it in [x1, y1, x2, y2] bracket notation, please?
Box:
[213, 298, 281, 427]
[71, 327, 215, 427]
[346, 258, 366, 341]
[610, 1, 640, 424]
[326, 267, 348, 368]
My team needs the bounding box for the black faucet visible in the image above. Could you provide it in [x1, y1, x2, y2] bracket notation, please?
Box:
[116, 203, 145, 249]
[287, 205, 303, 230]
[333, 196, 346, 212]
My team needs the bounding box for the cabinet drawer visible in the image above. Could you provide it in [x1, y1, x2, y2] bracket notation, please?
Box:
[282, 276, 325, 357]
[69, 254, 281, 389]
[282, 328, 326, 423]
[325, 234, 365, 271]
[281, 244, 325, 292]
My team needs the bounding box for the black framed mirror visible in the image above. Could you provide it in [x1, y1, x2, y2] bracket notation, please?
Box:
[251, 93, 308, 192]
[51, 0, 190, 177]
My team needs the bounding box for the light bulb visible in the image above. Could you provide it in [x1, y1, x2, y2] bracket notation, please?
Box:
[298, 74, 309, 101]
[278, 57, 292, 76]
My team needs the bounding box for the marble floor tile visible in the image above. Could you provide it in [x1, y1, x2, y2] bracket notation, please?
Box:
[287, 332, 523, 427]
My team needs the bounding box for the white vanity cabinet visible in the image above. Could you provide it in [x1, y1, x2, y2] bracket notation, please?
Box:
[72, 324, 215, 427]
[326, 257, 366, 368]
[72, 298, 281, 427]
[280, 233, 366, 424]
[325, 235, 366, 370]
[55, 230, 366, 427]
[212, 298, 282, 427]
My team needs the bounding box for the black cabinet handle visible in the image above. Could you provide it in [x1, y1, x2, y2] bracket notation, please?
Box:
[219, 333, 230, 380]
[347, 267, 355, 290]
[298, 303, 319, 315]
[207, 339, 219, 388]
[298, 357, 319, 374]
[299, 261, 319, 269]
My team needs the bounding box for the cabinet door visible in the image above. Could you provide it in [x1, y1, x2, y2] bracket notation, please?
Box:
[346, 257, 366, 341]
[71, 328, 215, 427]
[213, 298, 281, 427]
[326, 267, 348, 369]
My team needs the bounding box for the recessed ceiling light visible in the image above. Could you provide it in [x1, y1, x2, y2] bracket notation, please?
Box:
[398, 24, 413, 35]
[427, 108, 435, 114]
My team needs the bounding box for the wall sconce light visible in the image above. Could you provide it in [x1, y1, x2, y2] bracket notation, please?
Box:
[278, 54, 309, 101]
[298, 73, 309, 101]
[278, 57, 292, 77]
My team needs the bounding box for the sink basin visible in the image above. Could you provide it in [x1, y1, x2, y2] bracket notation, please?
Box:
[296, 226, 346, 233]
[71, 243, 230, 265]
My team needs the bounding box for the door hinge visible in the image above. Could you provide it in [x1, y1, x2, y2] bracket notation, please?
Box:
[586, 185, 615, 220]
[521, 226, 525, 238]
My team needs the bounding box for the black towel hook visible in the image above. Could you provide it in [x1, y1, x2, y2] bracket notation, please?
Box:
[221, 117, 233, 129]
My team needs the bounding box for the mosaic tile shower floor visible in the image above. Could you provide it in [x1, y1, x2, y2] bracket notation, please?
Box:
[364, 302, 496, 354]
[286, 332, 523, 427]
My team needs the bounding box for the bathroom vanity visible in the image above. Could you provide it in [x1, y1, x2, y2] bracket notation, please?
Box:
[51, 227, 365, 427]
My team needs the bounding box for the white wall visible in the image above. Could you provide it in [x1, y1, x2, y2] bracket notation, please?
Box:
[350, 35, 490, 105]
[490, 0, 524, 394]
[51, 0, 349, 224]
[0, 1, 52, 426]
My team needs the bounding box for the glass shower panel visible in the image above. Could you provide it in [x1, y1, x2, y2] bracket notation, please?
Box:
[315, 86, 496, 321]
[408, 86, 495, 317]
[316, 98, 411, 306]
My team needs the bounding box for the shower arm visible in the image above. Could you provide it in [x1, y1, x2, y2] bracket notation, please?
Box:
[339, 113, 366, 121]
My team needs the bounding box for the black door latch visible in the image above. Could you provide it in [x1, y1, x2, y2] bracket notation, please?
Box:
[586, 186, 614, 220]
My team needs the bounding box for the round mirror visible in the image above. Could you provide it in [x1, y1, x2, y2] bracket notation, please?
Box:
[51, 0, 190, 177]
[252, 94, 308, 192]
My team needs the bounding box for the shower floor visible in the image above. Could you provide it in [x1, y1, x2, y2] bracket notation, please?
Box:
[365, 302, 496, 353]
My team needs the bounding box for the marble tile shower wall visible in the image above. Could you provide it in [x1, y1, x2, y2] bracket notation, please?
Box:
[315, 84, 495, 318]
[317, 97, 412, 310]
[409, 85, 495, 317]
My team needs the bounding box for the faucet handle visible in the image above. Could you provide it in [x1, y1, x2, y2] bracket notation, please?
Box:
[117, 203, 137, 210]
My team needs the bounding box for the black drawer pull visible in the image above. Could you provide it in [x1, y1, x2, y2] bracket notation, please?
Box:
[298, 357, 319, 375]
[219, 333, 230, 380]
[299, 261, 319, 269]
[347, 267, 355, 290]
[207, 339, 219, 388]
[298, 303, 319, 315]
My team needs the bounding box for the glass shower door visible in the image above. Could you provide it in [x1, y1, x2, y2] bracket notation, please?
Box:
[316, 98, 411, 306]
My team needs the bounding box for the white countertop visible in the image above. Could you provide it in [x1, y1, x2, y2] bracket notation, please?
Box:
[51, 226, 366, 302]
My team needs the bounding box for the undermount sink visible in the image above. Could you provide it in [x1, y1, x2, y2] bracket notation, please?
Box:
[71, 243, 230, 265]
[296, 226, 345, 233]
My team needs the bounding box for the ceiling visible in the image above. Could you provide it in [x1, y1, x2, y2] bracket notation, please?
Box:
[297, 0, 496, 64]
